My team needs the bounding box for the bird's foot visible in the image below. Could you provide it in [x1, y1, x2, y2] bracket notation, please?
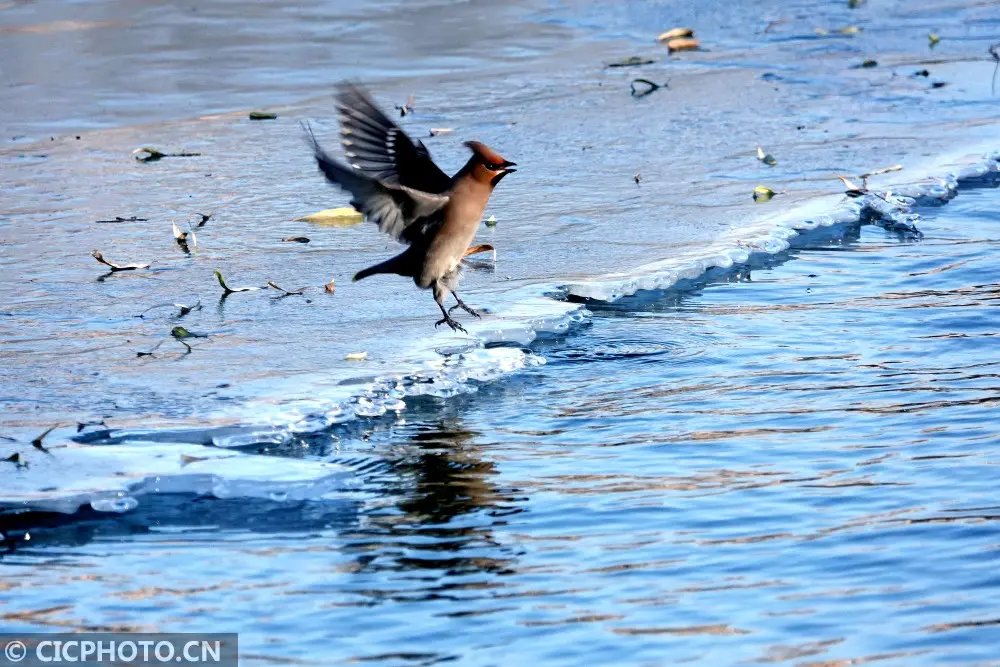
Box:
[448, 302, 481, 319]
[435, 316, 468, 334]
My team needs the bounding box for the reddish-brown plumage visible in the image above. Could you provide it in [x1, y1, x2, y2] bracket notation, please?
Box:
[464, 141, 509, 167]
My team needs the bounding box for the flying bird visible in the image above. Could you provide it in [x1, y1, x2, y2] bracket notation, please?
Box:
[305, 83, 516, 333]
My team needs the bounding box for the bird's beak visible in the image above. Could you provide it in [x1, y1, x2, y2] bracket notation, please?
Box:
[501, 160, 517, 174]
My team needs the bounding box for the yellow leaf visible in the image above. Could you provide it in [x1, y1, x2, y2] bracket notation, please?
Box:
[345, 352, 368, 361]
[928, 33, 940, 48]
[836, 25, 861, 35]
[753, 186, 776, 202]
[656, 27, 694, 42]
[297, 207, 364, 227]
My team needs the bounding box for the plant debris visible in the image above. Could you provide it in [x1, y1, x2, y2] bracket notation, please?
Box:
[132, 146, 201, 162]
[928, 33, 940, 48]
[930, 81, 948, 89]
[249, 111, 278, 120]
[837, 175, 868, 197]
[991, 43, 1000, 95]
[214, 270, 261, 295]
[267, 281, 307, 296]
[607, 56, 655, 68]
[757, 146, 777, 166]
[666, 38, 699, 53]
[344, 351, 368, 361]
[484, 215, 498, 229]
[324, 278, 336, 294]
[173, 222, 196, 253]
[656, 28, 694, 42]
[856, 59, 878, 68]
[752, 186, 777, 202]
[913, 69, 931, 78]
[429, 128, 453, 137]
[630, 78, 666, 98]
[762, 18, 789, 34]
[137, 299, 202, 319]
[31, 425, 58, 455]
[281, 236, 311, 243]
[395, 94, 415, 117]
[171, 326, 207, 339]
[95, 216, 148, 224]
[3, 452, 27, 469]
[92, 250, 150, 272]
[634, 173, 642, 185]
[297, 207, 364, 226]
[860, 164, 903, 187]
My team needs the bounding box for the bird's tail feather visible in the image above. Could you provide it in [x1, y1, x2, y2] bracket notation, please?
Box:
[353, 254, 407, 282]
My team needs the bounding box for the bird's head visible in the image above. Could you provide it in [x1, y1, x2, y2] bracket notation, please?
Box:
[464, 141, 517, 187]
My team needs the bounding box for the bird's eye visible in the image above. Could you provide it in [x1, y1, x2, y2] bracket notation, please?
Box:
[486, 161, 504, 171]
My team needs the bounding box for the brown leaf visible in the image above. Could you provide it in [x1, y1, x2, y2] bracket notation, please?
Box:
[666, 38, 699, 53]
[281, 236, 311, 243]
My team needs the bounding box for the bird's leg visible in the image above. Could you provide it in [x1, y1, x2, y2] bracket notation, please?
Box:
[433, 282, 467, 334]
[448, 292, 481, 319]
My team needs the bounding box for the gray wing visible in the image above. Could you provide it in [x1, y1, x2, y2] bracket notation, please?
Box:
[306, 124, 449, 245]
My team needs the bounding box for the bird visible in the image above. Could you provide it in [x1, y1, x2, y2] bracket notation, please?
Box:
[304, 83, 516, 333]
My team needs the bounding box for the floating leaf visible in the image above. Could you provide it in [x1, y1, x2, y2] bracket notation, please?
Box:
[31, 425, 58, 455]
[666, 38, 699, 53]
[634, 173, 642, 185]
[132, 146, 201, 162]
[930, 81, 948, 89]
[656, 27, 694, 42]
[756, 146, 777, 166]
[249, 110, 278, 120]
[860, 164, 902, 187]
[180, 454, 211, 467]
[297, 207, 364, 227]
[3, 452, 27, 469]
[95, 215, 148, 224]
[138, 299, 202, 319]
[214, 270, 261, 295]
[171, 326, 207, 340]
[837, 175, 867, 197]
[281, 236, 311, 243]
[752, 186, 776, 202]
[172, 222, 196, 251]
[630, 78, 665, 98]
[928, 33, 940, 48]
[484, 215, 498, 228]
[607, 56, 655, 68]
[91, 250, 150, 272]
[429, 128, 453, 137]
[990, 42, 1000, 95]
[345, 351, 368, 361]
[395, 94, 415, 117]
[762, 18, 789, 33]
[858, 59, 878, 68]
[267, 281, 307, 296]
[913, 69, 930, 78]
[814, 28, 828, 35]
[836, 26, 862, 35]
[324, 278, 336, 294]
[848, 0, 865, 8]
[132, 146, 166, 161]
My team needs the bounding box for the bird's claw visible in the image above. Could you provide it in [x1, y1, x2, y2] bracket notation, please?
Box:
[435, 316, 468, 334]
[448, 303, 481, 319]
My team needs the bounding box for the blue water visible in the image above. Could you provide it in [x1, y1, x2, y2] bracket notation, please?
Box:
[3, 177, 998, 666]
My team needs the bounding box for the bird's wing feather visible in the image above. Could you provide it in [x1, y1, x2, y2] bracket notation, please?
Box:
[337, 83, 453, 195]
[306, 124, 449, 244]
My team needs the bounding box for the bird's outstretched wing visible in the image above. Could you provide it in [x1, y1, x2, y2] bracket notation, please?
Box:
[336, 83, 452, 195]
[306, 124, 449, 245]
